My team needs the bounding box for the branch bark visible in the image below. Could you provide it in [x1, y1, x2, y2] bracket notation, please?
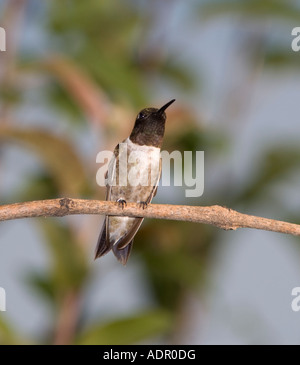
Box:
[0, 198, 299, 237]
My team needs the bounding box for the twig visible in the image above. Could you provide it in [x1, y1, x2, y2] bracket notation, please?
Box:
[0, 198, 299, 237]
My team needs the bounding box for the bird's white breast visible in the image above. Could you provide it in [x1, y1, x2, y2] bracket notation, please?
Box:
[107, 138, 161, 246]
[125, 137, 161, 187]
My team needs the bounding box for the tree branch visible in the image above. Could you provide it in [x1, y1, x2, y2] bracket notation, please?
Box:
[0, 198, 299, 237]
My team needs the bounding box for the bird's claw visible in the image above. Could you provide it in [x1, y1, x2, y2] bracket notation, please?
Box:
[138, 201, 148, 209]
[117, 199, 127, 209]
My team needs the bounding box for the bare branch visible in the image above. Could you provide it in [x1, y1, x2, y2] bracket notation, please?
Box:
[0, 198, 299, 237]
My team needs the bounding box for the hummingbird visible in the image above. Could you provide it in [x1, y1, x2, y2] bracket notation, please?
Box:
[95, 99, 175, 265]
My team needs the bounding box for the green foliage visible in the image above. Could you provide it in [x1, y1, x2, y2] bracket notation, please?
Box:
[0, 127, 90, 196]
[76, 310, 172, 345]
[235, 147, 300, 204]
[0, 315, 22, 345]
[46, 0, 146, 105]
[26, 219, 90, 314]
[200, 0, 300, 22]
[135, 220, 212, 309]
[264, 48, 300, 68]
[40, 220, 89, 294]
[18, 174, 60, 201]
[45, 0, 194, 109]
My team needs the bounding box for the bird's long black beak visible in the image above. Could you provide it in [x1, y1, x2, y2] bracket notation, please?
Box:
[157, 99, 175, 115]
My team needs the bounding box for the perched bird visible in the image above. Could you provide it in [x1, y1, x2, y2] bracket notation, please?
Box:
[95, 99, 175, 265]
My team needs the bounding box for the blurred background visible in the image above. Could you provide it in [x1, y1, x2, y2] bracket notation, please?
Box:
[0, 0, 300, 345]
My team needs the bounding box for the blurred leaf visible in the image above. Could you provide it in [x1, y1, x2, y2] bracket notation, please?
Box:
[161, 61, 196, 91]
[40, 57, 109, 125]
[167, 127, 227, 153]
[235, 147, 300, 204]
[82, 50, 146, 105]
[0, 126, 90, 196]
[40, 220, 89, 298]
[0, 314, 23, 345]
[26, 219, 89, 311]
[18, 173, 60, 201]
[199, 0, 300, 22]
[48, 0, 137, 45]
[47, 81, 84, 124]
[26, 272, 56, 305]
[136, 220, 212, 309]
[47, 0, 147, 106]
[76, 310, 172, 345]
[144, 250, 205, 309]
[264, 48, 300, 68]
[0, 85, 21, 106]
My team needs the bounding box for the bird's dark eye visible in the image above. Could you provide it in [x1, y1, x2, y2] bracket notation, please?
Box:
[137, 112, 146, 119]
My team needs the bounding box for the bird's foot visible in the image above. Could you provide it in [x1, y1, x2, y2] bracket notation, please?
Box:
[117, 198, 127, 209]
[138, 201, 148, 210]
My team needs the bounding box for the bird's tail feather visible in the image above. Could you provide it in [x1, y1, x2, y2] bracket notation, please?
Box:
[112, 241, 133, 266]
[94, 218, 111, 259]
[95, 217, 134, 265]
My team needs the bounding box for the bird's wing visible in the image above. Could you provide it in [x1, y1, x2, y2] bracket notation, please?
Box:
[147, 157, 162, 202]
[94, 149, 117, 259]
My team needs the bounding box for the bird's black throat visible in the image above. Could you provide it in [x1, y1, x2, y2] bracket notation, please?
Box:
[130, 108, 166, 147]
